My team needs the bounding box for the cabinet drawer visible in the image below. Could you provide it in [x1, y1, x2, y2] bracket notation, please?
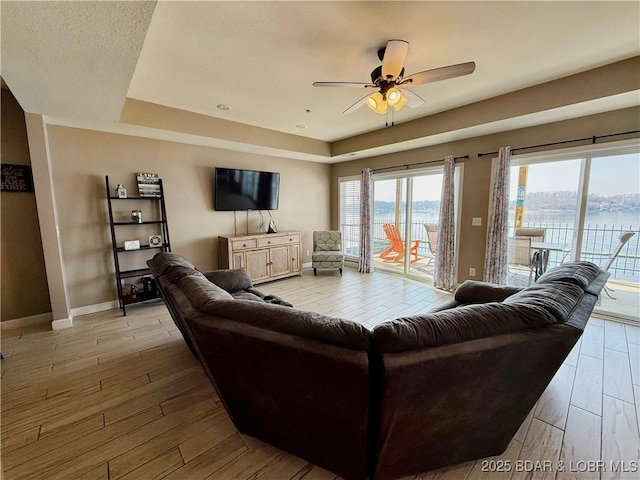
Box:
[257, 234, 300, 247]
[232, 239, 257, 250]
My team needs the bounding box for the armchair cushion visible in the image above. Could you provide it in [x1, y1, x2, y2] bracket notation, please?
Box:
[313, 231, 343, 251]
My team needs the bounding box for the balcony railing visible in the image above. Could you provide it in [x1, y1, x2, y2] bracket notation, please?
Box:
[341, 220, 640, 282]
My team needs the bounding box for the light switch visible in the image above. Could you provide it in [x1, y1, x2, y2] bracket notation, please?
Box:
[472, 217, 482, 226]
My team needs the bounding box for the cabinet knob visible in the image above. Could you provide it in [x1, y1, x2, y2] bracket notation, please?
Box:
[242, 243, 247, 247]
[267, 241, 271, 244]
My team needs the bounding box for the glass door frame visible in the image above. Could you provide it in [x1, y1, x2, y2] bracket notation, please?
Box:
[505, 138, 639, 322]
[372, 164, 464, 282]
[510, 139, 639, 263]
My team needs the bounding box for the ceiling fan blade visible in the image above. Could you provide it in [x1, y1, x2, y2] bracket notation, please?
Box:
[343, 95, 368, 115]
[401, 61, 476, 86]
[399, 88, 425, 108]
[381, 39, 409, 81]
[313, 81, 375, 88]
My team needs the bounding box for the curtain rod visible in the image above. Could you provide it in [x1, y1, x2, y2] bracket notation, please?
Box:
[477, 130, 640, 157]
[373, 154, 469, 173]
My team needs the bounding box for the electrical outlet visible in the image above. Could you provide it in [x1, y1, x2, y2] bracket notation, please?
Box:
[306, 249, 310, 257]
[472, 217, 482, 226]
[469, 267, 476, 277]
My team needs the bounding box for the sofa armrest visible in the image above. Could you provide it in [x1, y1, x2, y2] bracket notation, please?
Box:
[204, 269, 253, 292]
[428, 299, 462, 312]
[454, 280, 522, 304]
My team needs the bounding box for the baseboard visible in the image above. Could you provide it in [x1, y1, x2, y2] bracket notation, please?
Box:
[302, 261, 312, 269]
[70, 300, 119, 319]
[1, 312, 53, 330]
[52, 317, 73, 330]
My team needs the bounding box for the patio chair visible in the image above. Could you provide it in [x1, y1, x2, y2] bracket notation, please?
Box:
[423, 224, 438, 269]
[514, 227, 546, 242]
[601, 231, 636, 299]
[379, 223, 420, 263]
[508, 228, 548, 285]
[508, 236, 535, 285]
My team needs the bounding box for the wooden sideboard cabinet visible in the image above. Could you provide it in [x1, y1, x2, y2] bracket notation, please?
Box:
[218, 231, 302, 284]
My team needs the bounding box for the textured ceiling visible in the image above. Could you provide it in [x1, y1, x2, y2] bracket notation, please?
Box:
[129, 1, 640, 141]
[1, 1, 156, 122]
[1, 1, 639, 157]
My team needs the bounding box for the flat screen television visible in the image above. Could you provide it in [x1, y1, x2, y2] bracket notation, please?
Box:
[214, 167, 280, 211]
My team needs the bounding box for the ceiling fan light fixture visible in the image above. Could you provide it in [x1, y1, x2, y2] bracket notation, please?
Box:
[393, 94, 408, 111]
[386, 87, 402, 106]
[366, 92, 387, 114]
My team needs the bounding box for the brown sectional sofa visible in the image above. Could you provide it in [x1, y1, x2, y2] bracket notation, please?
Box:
[147, 252, 608, 480]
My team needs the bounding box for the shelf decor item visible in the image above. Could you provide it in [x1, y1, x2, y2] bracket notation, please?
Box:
[149, 234, 163, 247]
[137, 172, 161, 197]
[131, 210, 143, 223]
[124, 240, 141, 251]
[116, 184, 127, 198]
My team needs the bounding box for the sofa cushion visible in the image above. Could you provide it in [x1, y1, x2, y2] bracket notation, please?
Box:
[165, 265, 205, 283]
[198, 300, 370, 351]
[373, 301, 558, 353]
[204, 269, 253, 292]
[177, 275, 234, 310]
[230, 290, 264, 302]
[151, 252, 195, 274]
[503, 281, 585, 323]
[535, 261, 601, 290]
[454, 280, 522, 304]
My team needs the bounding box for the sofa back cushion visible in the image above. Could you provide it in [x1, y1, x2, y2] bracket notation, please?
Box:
[150, 252, 195, 274]
[535, 261, 601, 289]
[373, 301, 558, 353]
[177, 275, 234, 310]
[165, 265, 205, 283]
[198, 300, 370, 351]
[503, 281, 585, 323]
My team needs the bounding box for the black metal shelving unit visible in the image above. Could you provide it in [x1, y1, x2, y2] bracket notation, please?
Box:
[105, 175, 171, 315]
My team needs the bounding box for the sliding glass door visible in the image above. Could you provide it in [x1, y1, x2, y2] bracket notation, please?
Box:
[370, 167, 459, 282]
[506, 140, 639, 321]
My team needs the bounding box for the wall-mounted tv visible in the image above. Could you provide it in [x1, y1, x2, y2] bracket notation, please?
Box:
[214, 167, 280, 211]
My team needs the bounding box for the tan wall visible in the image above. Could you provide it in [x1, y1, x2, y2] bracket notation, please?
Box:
[45, 126, 331, 309]
[331, 107, 640, 284]
[1, 89, 51, 321]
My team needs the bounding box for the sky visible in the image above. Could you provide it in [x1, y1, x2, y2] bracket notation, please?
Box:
[374, 152, 639, 204]
[510, 153, 640, 197]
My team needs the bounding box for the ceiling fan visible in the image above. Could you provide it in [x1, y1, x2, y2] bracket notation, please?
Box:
[313, 39, 476, 116]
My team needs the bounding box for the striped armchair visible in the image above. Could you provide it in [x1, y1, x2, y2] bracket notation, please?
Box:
[312, 231, 344, 276]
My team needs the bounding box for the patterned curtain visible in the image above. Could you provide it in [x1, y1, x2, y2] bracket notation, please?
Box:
[483, 146, 512, 284]
[358, 168, 374, 273]
[434, 155, 456, 290]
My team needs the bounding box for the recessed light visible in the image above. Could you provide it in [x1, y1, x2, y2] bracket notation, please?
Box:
[296, 124, 307, 129]
[217, 104, 231, 111]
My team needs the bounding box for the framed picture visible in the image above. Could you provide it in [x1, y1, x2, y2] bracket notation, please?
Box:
[137, 172, 161, 197]
[1, 164, 33, 192]
[124, 240, 141, 251]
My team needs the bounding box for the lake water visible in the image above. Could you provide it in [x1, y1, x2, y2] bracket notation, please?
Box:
[369, 208, 640, 282]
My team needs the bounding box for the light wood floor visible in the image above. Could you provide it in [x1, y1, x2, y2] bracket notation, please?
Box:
[1, 267, 639, 480]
